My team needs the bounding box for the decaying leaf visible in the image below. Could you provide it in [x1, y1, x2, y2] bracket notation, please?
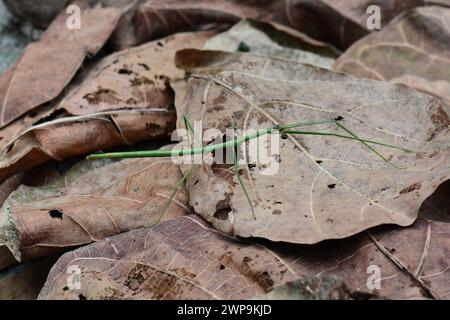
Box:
[111, 0, 450, 51]
[37, 215, 450, 299]
[334, 6, 450, 107]
[0, 109, 175, 183]
[38, 215, 299, 300]
[0, 31, 219, 184]
[175, 49, 450, 244]
[61, 31, 216, 116]
[203, 19, 336, 69]
[0, 157, 190, 270]
[0, 0, 124, 127]
[113, 0, 335, 49]
[283, 0, 450, 50]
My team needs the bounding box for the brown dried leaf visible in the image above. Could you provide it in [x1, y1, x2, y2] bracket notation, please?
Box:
[0, 109, 175, 183]
[0, 31, 217, 183]
[0, 0, 124, 127]
[175, 49, 450, 244]
[280, 0, 450, 50]
[112, 0, 450, 51]
[334, 6, 450, 107]
[61, 31, 215, 116]
[37, 215, 450, 299]
[1, 157, 190, 270]
[112, 0, 334, 50]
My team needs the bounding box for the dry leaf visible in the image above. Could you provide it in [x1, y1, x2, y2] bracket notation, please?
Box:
[334, 6, 450, 107]
[37, 215, 450, 299]
[111, 0, 450, 51]
[38, 215, 299, 300]
[0, 157, 190, 270]
[0, 0, 124, 127]
[284, 0, 450, 50]
[0, 32, 218, 183]
[0, 109, 175, 183]
[113, 0, 333, 49]
[61, 31, 216, 116]
[174, 49, 450, 244]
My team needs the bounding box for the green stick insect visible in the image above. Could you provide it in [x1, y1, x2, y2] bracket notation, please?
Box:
[87, 116, 412, 222]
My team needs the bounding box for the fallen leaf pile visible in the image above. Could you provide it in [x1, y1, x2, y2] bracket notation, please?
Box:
[0, 0, 449, 300]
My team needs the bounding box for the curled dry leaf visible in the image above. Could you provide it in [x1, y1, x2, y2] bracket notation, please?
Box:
[0, 0, 124, 127]
[0, 31, 217, 184]
[281, 0, 450, 50]
[175, 49, 450, 244]
[61, 31, 216, 116]
[37, 215, 450, 299]
[112, 0, 450, 50]
[0, 157, 190, 270]
[334, 6, 450, 107]
[113, 0, 333, 49]
[203, 19, 337, 69]
[0, 109, 175, 183]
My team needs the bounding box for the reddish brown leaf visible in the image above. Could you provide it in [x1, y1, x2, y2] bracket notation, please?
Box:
[111, 0, 337, 50]
[61, 31, 216, 116]
[173, 49, 450, 244]
[111, 0, 450, 51]
[0, 109, 175, 183]
[334, 6, 450, 107]
[37, 215, 450, 299]
[279, 0, 450, 50]
[0, 157, 190, 270]
[0, 0, 124, 127]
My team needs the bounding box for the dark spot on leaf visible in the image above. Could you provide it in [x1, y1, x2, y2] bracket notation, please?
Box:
[316, 160, 322, 164]
[130, 76, 153, 86]
[243, 256, 252, 263]
[214, 208, 231, 220]
[334, 116, 344, 121]
[237, 41, 250, 52]
[62, 286, 69, 291]
[49, 209, 63, 219]
[219, 264, 225, 270]
[137, 63, 150, 71]
[399, 182, 422, 195]
[214, 193, 232, 220]
[78, 294, 87, 300]
[327, 184, 336, 189]
[145, 122, 161, 130]
[117, 68, 133, 75]
[272, 209, 282, 215]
